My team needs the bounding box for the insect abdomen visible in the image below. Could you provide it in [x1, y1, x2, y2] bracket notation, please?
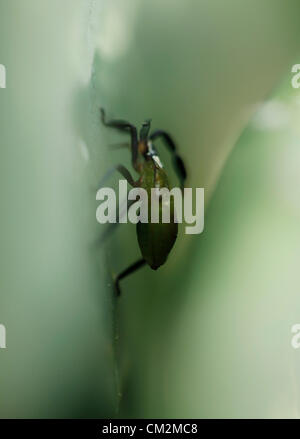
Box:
[137, 220, 178, 270]
[137, 160, 178, 269]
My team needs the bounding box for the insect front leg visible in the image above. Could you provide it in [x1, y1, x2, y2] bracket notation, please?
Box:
[100, 108, 139, 170]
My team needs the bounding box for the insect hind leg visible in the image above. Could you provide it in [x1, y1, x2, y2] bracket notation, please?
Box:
[115, 258, 146, 296]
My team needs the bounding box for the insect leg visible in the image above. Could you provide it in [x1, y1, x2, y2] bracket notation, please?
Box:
[97, 164, 137, 189]
[108, 142, 130, 150]
[100, 108, 139, 169]
[149, 130, 187, 190]
[115, 258, 146, 297]
[95, 199, 137, 246]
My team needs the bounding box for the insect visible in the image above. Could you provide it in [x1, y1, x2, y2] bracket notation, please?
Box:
[100, 108, 187, 296]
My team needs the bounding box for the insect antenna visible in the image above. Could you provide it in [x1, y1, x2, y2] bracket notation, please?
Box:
[139, 119, 152, 141]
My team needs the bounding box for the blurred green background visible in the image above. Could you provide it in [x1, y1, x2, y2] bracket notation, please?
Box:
[0, 0, 300, 418]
